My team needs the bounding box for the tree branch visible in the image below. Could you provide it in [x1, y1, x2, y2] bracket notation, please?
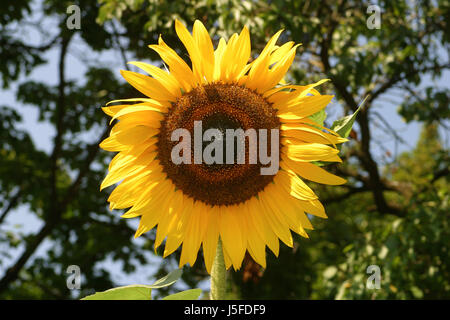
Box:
[318, 8, 405, 217]
[322, 186, 370, 204]
[0, 189, 21, 225]
[366, 63, 450, 105]
[0, 221, 57, 292]
[110, 21, 130, 71]
[59, 127, 110, 209]
[0, 125, 111, 294]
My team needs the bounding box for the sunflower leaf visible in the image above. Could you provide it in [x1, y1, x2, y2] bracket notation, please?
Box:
[81, 269, 183, 300]
[330, 96, 368, 138]
[310, 97, 367, 167]
[308, 109, 327, 127]
[162, 288, 203, 300]
[81, 285, 152, 300]
[149, 268, 183, 288]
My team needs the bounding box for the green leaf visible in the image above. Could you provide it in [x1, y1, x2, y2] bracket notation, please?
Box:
[81, 269, 183, 300]
[82, 285, 152, 300]
[162, 288, 203, 300]
[410, 286, 424, 299]
[310, 97, 367, 166]
[308, 109, 327, 127]
[149, 268, 183, 289]
[323, 266, 338, 279]
[330, 96, 368, 138]
[343, 244, 354, 253]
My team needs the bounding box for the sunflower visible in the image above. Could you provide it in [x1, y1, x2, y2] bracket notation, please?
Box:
[100, 20, 347, 273]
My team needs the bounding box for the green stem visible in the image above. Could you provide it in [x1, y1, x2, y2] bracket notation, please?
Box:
[210, 238, 227, 300]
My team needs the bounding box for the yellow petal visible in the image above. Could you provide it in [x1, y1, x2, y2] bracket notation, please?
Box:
[247, 197, 279, 257]
[285, 142, 340, 162]
[267, 79, 329, 103]
[133, 181, 176, 238]
[118, 168, 167, 215]
[258, 190, 293, 247]
[164, 233, 183, 258]
[99, 136, 129, 152]
[281, 158, 347, 185]
[243, 204, 267, 268]
[154, 190, 184, 250]
[163, 197, 194, 258]
[174, 19, 205, 84]
[277, 95, 333, 119]
[222, 244, 233, 270]
[298, 199, 328, 218]
[149, 37, 197, 92]
[269, 181, 310, 237]
[108, 171, 154, 209]
[130, 179, 175, 225]
[102, 102, 168, 120]
[245, 29, 283, 91]
[297, 117, 342, 136]
[275, 169, 318, 201]
[202, 206, 220, 274]
[220, 205, 246, 269]
[213, 37, 227, 81]
[221, 26, 251, 82]
[111, 124, 158, 146]
[259, 29, 284, 58]
[108, 142, 156, 172]
[180, 201, 210, 267]
[127, 61, 182, 98]
[219, 33, 239, 81]
[269, 41, 295, 66]
[100, 151, 158, 190]
[105, 98, 170, 110]
[109, 105, 163, 124]
[281, 123, 348, 145]
[259, 44, 300, 93]
[246, 52, 271, 90]
[193, 20, 215, 82]
[120, 70, 176, 101]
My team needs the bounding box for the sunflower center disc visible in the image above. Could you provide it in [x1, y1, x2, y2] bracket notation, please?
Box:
[157, 83, 281, 206]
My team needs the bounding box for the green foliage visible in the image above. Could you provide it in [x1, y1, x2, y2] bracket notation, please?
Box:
[82, 285, 152, 300]
[324, 195, 449, 299]
[316, 125, 449, 299]
[308, 109, 327, 127]
[310, 105, 360, 167]
[82, 269, 202, 300]
[399, 88, 450, 123]
[0, 0, 150, 299]
[330, 96, 366, 139]
[162, 288, 202, 300]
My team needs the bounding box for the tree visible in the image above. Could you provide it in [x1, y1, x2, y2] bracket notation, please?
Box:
[0, 0, 150, 298]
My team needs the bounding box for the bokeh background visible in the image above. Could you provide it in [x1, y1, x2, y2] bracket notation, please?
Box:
[0, 0, 449, 299]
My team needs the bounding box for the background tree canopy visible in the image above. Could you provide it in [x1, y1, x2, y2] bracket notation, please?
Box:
[0, 0, 448, 299]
